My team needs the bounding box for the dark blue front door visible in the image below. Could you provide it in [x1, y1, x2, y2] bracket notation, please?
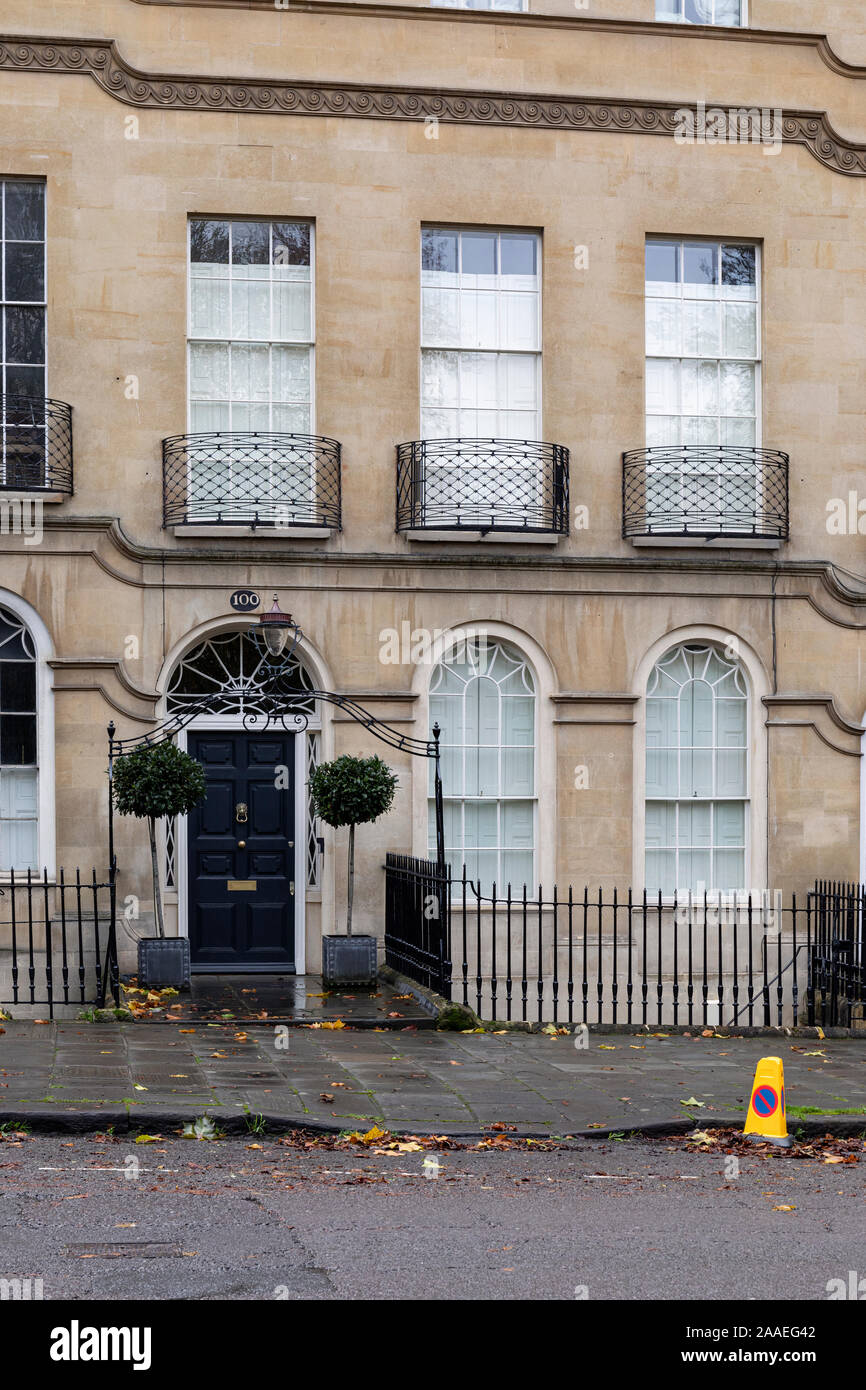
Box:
[187, 732, 296, 971]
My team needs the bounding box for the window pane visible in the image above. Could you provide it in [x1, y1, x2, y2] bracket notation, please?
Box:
[1, 714, 36, 765]
[500, 234, 536, 276]
[4, 183, 44, 242]
[189, 343, 229, 401]
[0, 663, 36, 712]
[646, 299, 680, 356]
[461, 232, 497, 276]
[190, 220, 229, 265]
[272, 347, 311, 403]
[5, 243, 44, 302]
[723, 302, 757, 357]
[682, 242, 717, 290]
[273, 223, 310, 267]
[646, 241, 679, 289]
[422, 229, 458, 274]
[722, 244, 756, 292]
[231, 222, 270, 266]
[5, 365, 44, 398]
[721, 362, 755, 416]
[274, 280, 312, 341]
[4, 306, 44, 365]
[190, 278, 229, 338]
[231, 279, 271, 340]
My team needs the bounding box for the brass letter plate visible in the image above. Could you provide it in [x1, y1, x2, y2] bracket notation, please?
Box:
[227, 880, 257, 892]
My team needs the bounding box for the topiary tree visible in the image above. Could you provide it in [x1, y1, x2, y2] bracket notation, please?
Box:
[112, 742, 207, 938]
[309, 754, 398, 935]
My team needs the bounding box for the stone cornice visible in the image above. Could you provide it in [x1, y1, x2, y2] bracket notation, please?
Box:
[763, 695, 864, 755]
[128, 1, 866, 83]
[1, 34, 866, 176]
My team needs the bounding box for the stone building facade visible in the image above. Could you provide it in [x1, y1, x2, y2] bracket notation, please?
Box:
[1, 0, 866, 977]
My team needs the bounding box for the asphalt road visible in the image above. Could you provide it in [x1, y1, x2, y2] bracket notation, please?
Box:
[1, 1133, 863, 1302]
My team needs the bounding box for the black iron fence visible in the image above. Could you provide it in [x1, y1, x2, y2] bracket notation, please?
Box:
[396, 438, 569, 535]
[0, 868, 118, 1018]
[384, 853, 451, 995]
[386, 863, 866, 1028]
[0, 396, 73, 495]
[622, 446, 789, 541]
[809, 880, 865, 1027]
[162, 430, 342, 529]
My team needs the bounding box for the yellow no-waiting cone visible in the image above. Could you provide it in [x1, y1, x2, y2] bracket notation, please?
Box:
[743, 1055, 792, 1147]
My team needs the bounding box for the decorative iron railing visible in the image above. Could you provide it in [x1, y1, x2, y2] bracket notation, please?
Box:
[0, 396, 73, 495]
[809, 880, 866, 1027]
[396, 438, 569, 534]
[385, 863, 866, 1028]
[622, 446, 789, 541]
[0, 868, 117, 1018]
[162, 431, 342, 529]
[384, 853, 451, 996]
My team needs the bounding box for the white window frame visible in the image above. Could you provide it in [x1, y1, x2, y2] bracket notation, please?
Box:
[0, 589, 55, 880]
[186, 216, 316, 434]
[431, 0, 528, 12]
[645, 236, 762, 449]
[644, 643, 749, 896]
[428, 636, 537, 892]
[419, 224, 542, 442]
[655, 0, 747, 25]
[1, 179, 47, 486]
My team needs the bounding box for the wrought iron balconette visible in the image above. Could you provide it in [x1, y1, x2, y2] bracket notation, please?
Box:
[162, 431, 342, 530]
[622, 446, 789, 543]
[0, 396, 73, 495]
[396, 437, 570, 536]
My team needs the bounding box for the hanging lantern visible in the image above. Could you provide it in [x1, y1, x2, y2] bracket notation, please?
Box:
[257, 594, 297, 658]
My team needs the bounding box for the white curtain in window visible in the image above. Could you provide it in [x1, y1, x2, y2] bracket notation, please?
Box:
[429, 638, 535, 890]
[645, 644, 748, 894]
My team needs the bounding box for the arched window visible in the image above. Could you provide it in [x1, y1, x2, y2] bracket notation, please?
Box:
[0, 605, 38, 870]
[645, 642, 748, 894]
[166, 630, 315, 716]
[429, 637, 535, 889]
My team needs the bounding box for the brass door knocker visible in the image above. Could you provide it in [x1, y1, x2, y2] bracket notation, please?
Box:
[235, 802, 248, 824]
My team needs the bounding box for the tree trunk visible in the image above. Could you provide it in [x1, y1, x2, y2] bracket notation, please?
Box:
[148, 816, 165, 939]
[346, 822, 355, 936]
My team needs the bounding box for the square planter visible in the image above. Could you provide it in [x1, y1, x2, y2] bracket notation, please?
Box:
[322, 934, 377, 988]
[137, 937, 191, 991]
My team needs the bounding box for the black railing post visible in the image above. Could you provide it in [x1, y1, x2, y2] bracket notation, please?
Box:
[432, 722, 445, 870]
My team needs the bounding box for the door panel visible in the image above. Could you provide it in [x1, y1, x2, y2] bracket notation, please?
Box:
[187, 731, 296, 970]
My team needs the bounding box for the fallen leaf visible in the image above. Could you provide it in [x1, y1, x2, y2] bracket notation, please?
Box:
[681, 1097, 705, 1108]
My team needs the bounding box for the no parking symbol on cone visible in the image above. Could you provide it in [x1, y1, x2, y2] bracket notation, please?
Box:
[743, 1056, 793, 1147]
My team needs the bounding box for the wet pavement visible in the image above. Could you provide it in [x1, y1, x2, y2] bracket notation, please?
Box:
[129, 974, 435, 1027]
[1, 1022, 864, 1137]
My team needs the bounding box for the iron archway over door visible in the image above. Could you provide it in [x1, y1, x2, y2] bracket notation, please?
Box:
[100, 619, 446, 998]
